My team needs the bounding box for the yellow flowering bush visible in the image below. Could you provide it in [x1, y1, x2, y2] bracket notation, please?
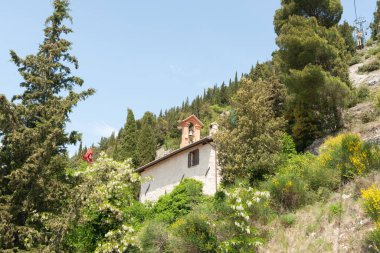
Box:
[362, 184, 380, 227]
[318, 133, 379, 181]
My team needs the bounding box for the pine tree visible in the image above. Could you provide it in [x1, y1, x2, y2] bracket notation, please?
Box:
[274, 0, 343, 34]
[116, 109, 137, 165]
[136, 112, 157, 167]
[274, 0, 350, 150]
[0, 0, 94, 250]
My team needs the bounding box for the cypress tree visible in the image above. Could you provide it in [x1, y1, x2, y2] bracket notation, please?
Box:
[136, 112, 157, 167]
[0, 0, 94, 250]
[116, 109, 137, 165]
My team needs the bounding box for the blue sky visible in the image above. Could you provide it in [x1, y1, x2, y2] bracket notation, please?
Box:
[0, 0, 376, 155]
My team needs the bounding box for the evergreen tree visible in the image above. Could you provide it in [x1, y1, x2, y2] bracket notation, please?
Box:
[136, 112, 157, 167]
[0, 0, 94, 250]
[215, 77, 286, 185]
[338, 21, 356, 55]
[115, 108, 137, 165]
[371, 1, 380, 40]
[274, 0, 350, 150]
[274, 0, 343, 34]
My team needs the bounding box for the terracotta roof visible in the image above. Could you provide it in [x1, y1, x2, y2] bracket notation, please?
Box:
[180, 114, 204, 127]
[135, 136, 213, 173]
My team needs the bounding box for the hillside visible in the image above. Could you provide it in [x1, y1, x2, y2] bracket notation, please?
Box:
[260, 172, 380, 253]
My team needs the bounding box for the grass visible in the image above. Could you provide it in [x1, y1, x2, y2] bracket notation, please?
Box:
[280, 213, 297, 227]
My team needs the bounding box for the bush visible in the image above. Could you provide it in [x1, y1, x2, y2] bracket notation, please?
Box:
[361, 110, 378, 123]
[375, 91, 380, 110]
[169, 213, 217, 253]
[138, 220, 169, 253]
[357, 85, 370, 101]
[267, 168, 309, 210]
[267, 154, 338, 210]
[328, 203, 343, 222]
[358, 60, 380, 73]
[362, 184, 380, 252]
[349, 55, 362, 66]
[361, 184, 380, 226]
[365, 229, 380, 253]
[280, 213, 297, 227]
[318, 134, 380, 181]
[152, 179, 205, 223]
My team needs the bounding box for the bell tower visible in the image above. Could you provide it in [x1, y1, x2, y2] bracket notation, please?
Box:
[179, 115, 203, 148]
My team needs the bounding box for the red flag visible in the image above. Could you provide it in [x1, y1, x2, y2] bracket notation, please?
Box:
[83, 148, 93, 163]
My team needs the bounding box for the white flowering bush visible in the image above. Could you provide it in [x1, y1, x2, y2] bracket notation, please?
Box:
[67, 153, 142, 252]
[219, 186, 269, 252]
[95, 225, 138, 253]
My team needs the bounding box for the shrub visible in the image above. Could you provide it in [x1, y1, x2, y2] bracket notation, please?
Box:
[169, 213, 217, 253]
[318, 133, 379, 181]
[358, 60, 380, 73]
[328, 203, 343, 222]
[66, 153, 141, 252]
[280, 213, 297, 227]
[362, 185, 380, 252]
[282, 133, 297, 157]
[361, 110, 378, 123]
[365, 229, 380, 253]
[366, 38, 374, 47]
[218, 186, 267, 252]
[138, 220, 169, 253]
[349, 55, 361, 66]
[267, 168, 309, 210]
[356, 85, 370, 101]
[375, 91, 380, 110]
[361, 184, 380, 227]
[152, 179, 205, 223]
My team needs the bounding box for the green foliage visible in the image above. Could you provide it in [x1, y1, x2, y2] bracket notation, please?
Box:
[0, 0, 94, 250]
[216, 77, 286, 185]
[328, 202, 343, 222]
[275, 8, 350, 150]
[375, 91, 380, 109]
[349, 55, 362, 66]
[115, 109, 138, 165]
[281, 133, 297, 156]
[338, 21, 356, 55]
[362, 184, 380, 252]
[136, 112, 157, 167]
[66, 153, 141, 252]
[268, 166, 309, 210]
[286, 65, 349, 149]
[371, 0, 380, 40]
[267, 153, 340, 210]
[169, 213, 218, 253]
[318, 133, 380, 181]
[280, 213, 297, 227]
[358, 60, 380, 73]
[138, 220, 169, 253]
[152, 179, 205, 223]
[357, 85, 371, 101]
[274, 0, 343, 34]
[365, 229, 380, 253]
[217, 186, 268, 252]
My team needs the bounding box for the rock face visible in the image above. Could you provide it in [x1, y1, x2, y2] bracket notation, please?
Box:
[349, 45, 380, 88]
[349, 62, 380, 88]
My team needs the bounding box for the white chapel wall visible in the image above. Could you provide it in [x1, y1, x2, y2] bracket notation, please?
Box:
[139, 143, 219, 203]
